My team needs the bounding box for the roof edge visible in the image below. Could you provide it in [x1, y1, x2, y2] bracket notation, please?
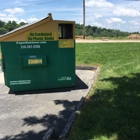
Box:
[0, 13, 53, 41]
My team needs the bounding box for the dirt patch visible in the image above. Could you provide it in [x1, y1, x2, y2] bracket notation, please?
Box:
[128, 34, 140, 39]
[76, 39, 140, 43]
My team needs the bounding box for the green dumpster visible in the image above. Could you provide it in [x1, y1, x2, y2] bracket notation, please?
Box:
[0, 13, 75, 91]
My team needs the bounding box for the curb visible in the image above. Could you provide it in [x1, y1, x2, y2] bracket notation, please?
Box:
[59, 111, 77, 139]
[42, 127, 55, 140]
[42, 66, 100, 140]
[76, 66, 97, 71]
[58, 67, 99, 140]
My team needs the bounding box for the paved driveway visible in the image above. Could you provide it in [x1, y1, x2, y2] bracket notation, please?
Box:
[0, 67, 97, 140]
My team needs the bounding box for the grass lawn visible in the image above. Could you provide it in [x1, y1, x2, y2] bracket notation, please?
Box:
[68, 43, 140, 140]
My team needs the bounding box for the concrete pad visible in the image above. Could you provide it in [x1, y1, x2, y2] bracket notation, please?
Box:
[0, 67, 98, 140]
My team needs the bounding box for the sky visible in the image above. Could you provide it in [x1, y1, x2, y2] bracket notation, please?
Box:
[0, 0, 140, 32]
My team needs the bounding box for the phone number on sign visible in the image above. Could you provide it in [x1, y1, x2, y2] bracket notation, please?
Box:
[21, 45, 40, 49]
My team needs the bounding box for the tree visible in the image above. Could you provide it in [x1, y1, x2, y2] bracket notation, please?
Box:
[17, 22, 27, 28]
[0, 28, 7, 35]
[0, 20, 5, 28]
[4, 21, 15, 32]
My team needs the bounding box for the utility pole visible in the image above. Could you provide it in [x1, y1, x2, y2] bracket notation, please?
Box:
[83, 0, 85, 39]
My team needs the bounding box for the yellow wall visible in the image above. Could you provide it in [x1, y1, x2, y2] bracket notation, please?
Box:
[1, 20, 58, 41]
[0, 19, 75, 42]
[10, 21, 58, 41]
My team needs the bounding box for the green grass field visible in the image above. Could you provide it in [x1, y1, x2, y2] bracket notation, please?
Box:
[69, 43, 140, 140]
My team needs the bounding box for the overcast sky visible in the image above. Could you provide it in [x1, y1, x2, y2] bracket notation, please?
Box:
[0, 0, 140, 32]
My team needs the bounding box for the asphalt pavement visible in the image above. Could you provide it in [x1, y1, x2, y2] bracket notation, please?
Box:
[0, 66, 98, 140]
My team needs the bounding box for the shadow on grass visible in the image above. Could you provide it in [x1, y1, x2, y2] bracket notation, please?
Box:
[71, 73, 140, 140]
[1, 100, 79, 140]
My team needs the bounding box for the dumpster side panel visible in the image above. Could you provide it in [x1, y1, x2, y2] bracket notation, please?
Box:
[1, 41, 75, 91]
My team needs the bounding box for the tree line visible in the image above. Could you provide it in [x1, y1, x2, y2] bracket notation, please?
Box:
[0, 20, 139, 37]
[0, 20, 27, 35]
[76, 24, 139, 38]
